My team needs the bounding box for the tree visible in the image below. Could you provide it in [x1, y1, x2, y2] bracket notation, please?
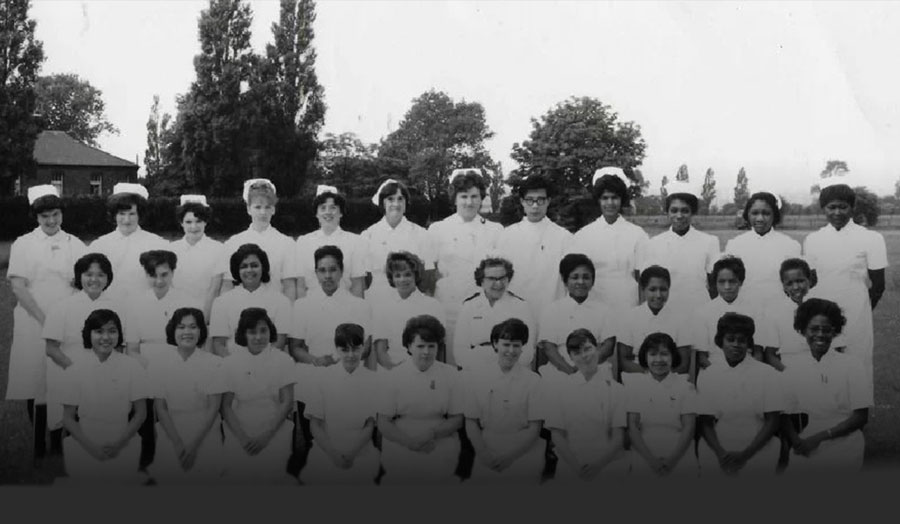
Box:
[378, 89, 496, 203]
[0, 0, 44, 195]
[487, 164, 505, 214]
[34, 73, 118, 146]
[812, 159, 849, 196]
[894, 177, 900, 200]
[852, 186, 879, 226]
[510, 96, 646, 195]
[144, 94, 185, 195]
[314, 132, 380, 197]
[700, 167, 716, 215]
[659, 175, 669, 199]
[675, 164, 689, 182]
[734, 167, 749, 211]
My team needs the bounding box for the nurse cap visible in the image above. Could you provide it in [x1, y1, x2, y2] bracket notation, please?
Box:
[112, 182, 149, 200]
[818, 174, 852, 190]
[179, 194, 208, 207]
[316, 184, 340, 197]
[371, 179, 399, 205]
[592, 166, 629, 187]
[665, 179, 698, 197]
[27, 184, 59, 205]
[242, 178, 276, 203]
[449, 168, 482, 186]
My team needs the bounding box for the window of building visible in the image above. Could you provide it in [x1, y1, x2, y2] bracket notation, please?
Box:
[51, 171, 64, 195]
[90, 172, 103, 195]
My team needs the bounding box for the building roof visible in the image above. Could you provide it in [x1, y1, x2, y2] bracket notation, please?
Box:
[33, 130, 137, 168]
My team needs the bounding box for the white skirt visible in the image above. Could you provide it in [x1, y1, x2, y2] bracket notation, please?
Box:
[62, 419, 143, 485]
[221, 422, 294, 484]
[301, 437, 380, 485]
[468, 434, 545, 485]
[787, 430, 864, 475]
[380, 418, 461, 485]
[152, 412, 225, 484]
[6, 305, 47, 401]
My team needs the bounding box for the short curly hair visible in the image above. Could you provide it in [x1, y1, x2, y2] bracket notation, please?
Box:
[401, 315, 446, 348]
[712, 255, 746, 283]
[558, 253, 595, 283]
[313, 191, 346, 215]
[743, 192, 782, 226]
[176, 202, 212, 223]
[229, 243, 271, 286]
[385, 251, 424, 288]
[72, 253, 113, 291]
[449, 170, 487, 202]
[665, 193, 699, 215]
[794, 298, 846, 336]
[564, 328, 598, 356]
[637, 332, 681, 370]
[106, 192, 147, 224]
[714, 312, 755, 349]
[490, 318, 529, 345]
[474, 257, 514, 287]
[139, 250, 178, 276]
[592, 173, 631, 208]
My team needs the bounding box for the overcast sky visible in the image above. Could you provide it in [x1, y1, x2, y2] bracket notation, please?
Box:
[29, 0, 900, 204]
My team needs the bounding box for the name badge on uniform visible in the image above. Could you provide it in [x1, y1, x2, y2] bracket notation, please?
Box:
[430, 380, 436, 390]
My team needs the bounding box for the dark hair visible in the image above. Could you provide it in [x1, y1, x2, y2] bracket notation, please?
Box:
[558, 253, 595, 283]
[72, 253, 113, 291]
[139, 250, 178, 276]
[229, 243, 271, 286]
[637, 332, 681, 369]
[449, 170, 487, 202]
[743, 192, 782, 226]
[385, 251, 424, 287]
[106, 193, 147, 223]
[165, 307, 208, 347]
[335, 323, 366, 349]
[474, 257, 514, 287]
[402, 315, 446, 348]
[818, 184, 856, 209]
[779, 258, 812, 282]
[245, 182, 278, 206]
[714, 312, 756, 349]
[314, 245, 344, 272]
[234, 307, 278, 346]
[592, 174, 631, 208]
[516, 173, 557, 199]
[712, 255, 746, 283]
[564, 328, 598, 355]
[313, 192, 346, 215]
[81, 309, 124, 349]
[31, 195, 64, 216]
[665, 193, 699, 215]
[794, 298, 846, 336]
[639, 265, 671, 288]
[377, 181, 411, 211]
[490, 318, 529, 345]
[176, 202, 212, 223]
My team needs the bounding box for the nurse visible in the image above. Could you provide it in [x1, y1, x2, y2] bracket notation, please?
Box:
[361, 179, 434, 306]
[639, 180, 720, 314]
[88, 183, 169, 302]
[220, 308, 297, 484]
[151, 308, 226, 484]
[377, 315, 465, 484]
[295, 185, 367, 299]
[781, 298, 871, 474]
[463, 319, 548, 485]
[301, 323, 381, 485]
[802, 180, 887, 398]
[547, 329, 629, 483]
[427, 169, 503, 350]
[58, 309, 151, 485]
[217, 179, 298, 301]
[6, 185, 86, 458]
[169, 195, 225, 320]
[724, 192, 801, 309]
[497, 173, 572, 318]
[569, 167, 648, 311]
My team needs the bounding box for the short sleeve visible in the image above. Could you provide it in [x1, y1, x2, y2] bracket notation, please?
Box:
[6, 236, 35, 281]
[221, 356, 240, 393]
[202, 357, 228, 395]
[304, 379, 325, 420]
[693, 374, 717, 416]
[757, 309, 779, 349]
[280, 235, 300, 279]
[124, 300, 142, 345]
[376, 372, 399, 417]
[273, 352, 299, 390]
[541, 388, 566, 430]
[537, 306, 558, 345]
[349, 236, 368, 279]
[865, 231, 888, 270]
[623, 374, 646, 414]
[679, 381, 700, 414]
[128, 358, 154, 401]
[270, 294, 293, 335]
[461, 373, 483, 419]
[41, 300, 67, 341]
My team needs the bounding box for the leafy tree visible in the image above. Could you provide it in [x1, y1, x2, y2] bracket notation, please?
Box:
[0, 0, 44, 196]
[487, 164, 505, 214]
[313, 132, 380, 197]
[811, 159, 849, 196]
[510, 97, 646, 196]
[734, 167, 749, 210]
[675, 164, 689, 182]
[852, 186, 879, 226]
[144, 95, 185, 195]
[659, 175, 669, 199]
[34, 73, 118, 146]
[700, 167, 716, 215]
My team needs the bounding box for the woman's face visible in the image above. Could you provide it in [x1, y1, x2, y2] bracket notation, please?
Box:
[80, 262, 109, 298]
[747, 199, 775, 235]
[173, 314, 201, 350]
[247, 197, 275, 225]
[521, 189, 549, 223]
[599, 190, 622, 220]
[455, 186, 483, 221]
[823, 200, 852, 230]
[568, 340, 600, 374]
[239, 254, 263, 288]
[181, 211, 206, 242]
[643, 277, 670, 312]
[245, 319, 271, 354]
[316, 255, 343, 295]
[316, 198, 342, 229]
[37, 208, 62, 236]
[646, 344, 673, 380]
[493, 338, 523, 371]
[390, 262, 417, 297]
[90, 320, 119, 357]
[781, 268, 810, 304]
[383, 190, 406, 222]
[803, 314, 836, 357]
[147, 263, 174, 293]
[337, 343, 364, 370]
[481, 264, 510, 302]
[116, 204, 140, 235]
[720, 332, 750, 365]
[667, 198, 693, 233]
[565, 265, 594, 300]
[715, 268, 742, 303]
[407, 334, 439, 372]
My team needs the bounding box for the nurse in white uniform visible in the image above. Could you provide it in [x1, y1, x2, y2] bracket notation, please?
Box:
[569, 167, 648, 311]
[169, 195, 225, 320]
[361, 179, 434, 306]
[58, 309, 151, 485]
[781, 299, 871, 474]
[427, 169, 503, 351]
[377, 315, 465, 484]
[547, 329, 629, 483]
[151, 308, 227, 484]
[220, 308, 297, 484]
[301, 323, 381, 485]
[6, 185, 86, 456]
[724, 192, 801, 309]
[88, 183, 168, 302]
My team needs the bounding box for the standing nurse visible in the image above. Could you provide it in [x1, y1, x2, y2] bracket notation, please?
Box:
[169, 195, 225, 320]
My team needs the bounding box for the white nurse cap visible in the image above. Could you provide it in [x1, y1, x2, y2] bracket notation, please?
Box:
[665, 179, 698, 197]
[242, 178, 276, 203]
[449, 168, 482, 186]
[112, 182, 149, 200]
[316, 184, 339, 197]
[592, 166, 629, 187]
[371, 179, 399, 205]
[27, 184, 59, 204]
[179, 194, 208, 206]
[818, 175, 851, 190]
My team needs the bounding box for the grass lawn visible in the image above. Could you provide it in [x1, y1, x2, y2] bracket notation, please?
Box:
[1, 229, 898, 483]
